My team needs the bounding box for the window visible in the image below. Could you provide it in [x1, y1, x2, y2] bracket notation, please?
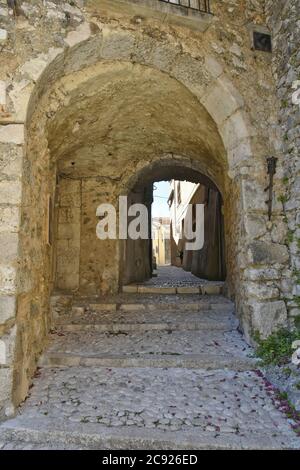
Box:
[253, 31, 272, 53]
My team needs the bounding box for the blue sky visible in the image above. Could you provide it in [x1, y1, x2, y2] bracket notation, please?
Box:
[152, 180, 171, 218]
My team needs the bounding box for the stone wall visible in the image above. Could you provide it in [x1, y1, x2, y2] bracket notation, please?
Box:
[266, 0, 300, 326]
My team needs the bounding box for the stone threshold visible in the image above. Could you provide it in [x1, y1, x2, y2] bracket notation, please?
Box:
[122, 284, 223, 294]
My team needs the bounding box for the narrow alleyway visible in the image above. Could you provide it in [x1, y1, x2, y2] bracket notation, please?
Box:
[0, 284, 299, 450]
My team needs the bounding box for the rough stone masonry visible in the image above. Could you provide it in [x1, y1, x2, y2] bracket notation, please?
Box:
[0, 0, 299, 422]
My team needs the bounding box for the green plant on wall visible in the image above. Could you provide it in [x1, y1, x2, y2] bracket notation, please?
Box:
[255, 328, 300, 365]
[282, 176, 289, 185]
[278, 194, 288, 204]
[294, 315, 300, 330]
[286, 230, 294, 244]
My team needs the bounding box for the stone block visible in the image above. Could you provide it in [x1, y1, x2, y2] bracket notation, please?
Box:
[59, 179, 81, 208]
[244, 214, 267, 239]
[0, 180, 22, 205]
[241, 178, 282, 213]
[0, 81, 6, 108]
[0, 264, 17, 294]
[221, 111, 250, 151]
[0, 368, 12, 401]
[57, 223, 80, 241]
[137, 286, 176, 294]
[0, 28, 7, 43]
[0, 144, 23, 177]
[201, 284, 222, 295]
[176, 287, 200, 294]
[56, 252, 80, 274]
[245, 282, 279, 300]
[271, 218, 288, 244]
[56, 273, 79, 292]
[89, 303, 117, 312]
[119, 303, 146, 311]
[170, 53, 209, 97]
[251, 301, 288, 339]
[58, 207, 80, 224]
[0, 206, 20, 233]
[8, 79, 34, 122]
[101, 28, 135, 60]
[241, 179, 265, 211]
[243, 268, 281, 281]
[0, 326, 16, 365]
[0, 125, 24, 145]
[204, 56, 223, 79]
[227, 139, 252, 171]
[0, 7, 8, 17]
[0, 233, 19, 264]
[65, 22, 91, 48]
[122, 285, 138, 293]
[247, 241, 289, 265]
[201, 76, 244, 126]
[71, 306, 85, 315]
[20, 56, 48, 82]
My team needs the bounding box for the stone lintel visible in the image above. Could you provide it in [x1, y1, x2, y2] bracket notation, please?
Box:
[95, 0, 213, 32]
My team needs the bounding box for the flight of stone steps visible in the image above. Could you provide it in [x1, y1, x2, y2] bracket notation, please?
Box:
[1, 290, 300, 450]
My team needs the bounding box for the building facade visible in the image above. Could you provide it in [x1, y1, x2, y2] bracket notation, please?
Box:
[169, 179, 225, 280]
[152, 217, 171, 267]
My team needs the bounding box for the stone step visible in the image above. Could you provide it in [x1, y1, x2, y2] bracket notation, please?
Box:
[1, 367, 299, 450]
[0, 437, 88, 450]
[39, 352, 256, 371]
[45, 328, 252, 358]
[40, 329, 254, 370]
[57, 308, 238, 333]
[122, 284, 223, 295]
[57, 321, 234, 333]
[71, 298, 234, 315]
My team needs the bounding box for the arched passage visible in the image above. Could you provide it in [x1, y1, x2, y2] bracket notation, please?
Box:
[32, 60, 233, 298]
[120, 159, 226, 286]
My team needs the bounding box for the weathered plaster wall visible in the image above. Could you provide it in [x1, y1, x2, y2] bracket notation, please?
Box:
[266, 0, 300, 327]
[0, 0, 295, 416]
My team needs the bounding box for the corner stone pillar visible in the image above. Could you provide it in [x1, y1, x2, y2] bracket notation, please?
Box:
[237, 173, 289, 342]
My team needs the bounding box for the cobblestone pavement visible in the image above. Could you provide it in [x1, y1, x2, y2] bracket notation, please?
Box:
[7, 368, 299, 435]
[1, 294, 300, 450]
[0, 366, 299, 449]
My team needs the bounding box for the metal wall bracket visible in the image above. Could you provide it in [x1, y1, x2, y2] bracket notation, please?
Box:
[265, 156, 278, 221]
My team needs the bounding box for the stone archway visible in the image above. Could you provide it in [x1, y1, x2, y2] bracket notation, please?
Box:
[0, 25, 288, 417]
[119, 156, 226, 287]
